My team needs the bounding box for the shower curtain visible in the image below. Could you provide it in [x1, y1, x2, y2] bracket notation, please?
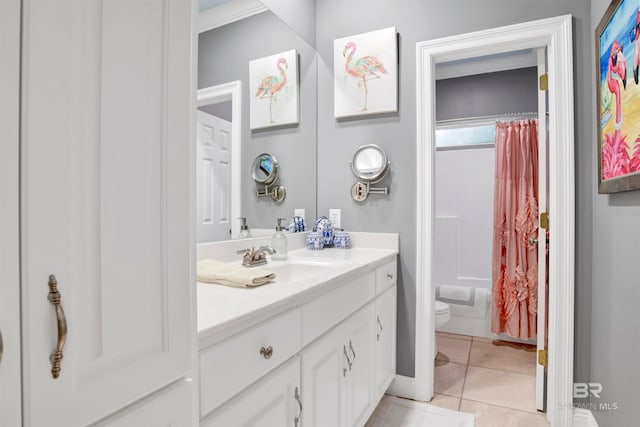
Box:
[491, 118, 539, 339]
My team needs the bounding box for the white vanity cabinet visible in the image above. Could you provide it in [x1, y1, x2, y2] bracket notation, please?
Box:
[201, 357, 302, 427]
[199, 257, 397, 427]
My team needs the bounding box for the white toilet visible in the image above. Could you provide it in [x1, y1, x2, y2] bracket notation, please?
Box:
[434, 300, 451, 358]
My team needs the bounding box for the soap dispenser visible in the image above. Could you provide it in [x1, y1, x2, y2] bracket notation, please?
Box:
[238, 217, 252, 238]
[271, 217, 288, 260]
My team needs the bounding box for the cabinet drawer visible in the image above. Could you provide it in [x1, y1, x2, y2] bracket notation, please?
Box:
[199, 308, 302, 418]
[375, 259, 397, 294]
[302, 272, 375, 346]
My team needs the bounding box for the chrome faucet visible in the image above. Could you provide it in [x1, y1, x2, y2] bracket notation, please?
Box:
[237, 246, 276, 267]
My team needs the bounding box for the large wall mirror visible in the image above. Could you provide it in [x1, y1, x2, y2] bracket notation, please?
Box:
[197, 0, 318, 242]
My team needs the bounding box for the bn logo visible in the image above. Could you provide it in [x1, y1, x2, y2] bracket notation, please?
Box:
[573, 383, 602, 398]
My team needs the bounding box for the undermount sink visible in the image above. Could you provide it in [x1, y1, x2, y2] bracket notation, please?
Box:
[268, 259, 334, 283]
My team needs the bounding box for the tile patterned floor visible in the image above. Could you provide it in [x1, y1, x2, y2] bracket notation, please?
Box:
[432, 332, 549, 427]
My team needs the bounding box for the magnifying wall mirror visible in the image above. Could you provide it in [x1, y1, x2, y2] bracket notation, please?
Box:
[252, 153, 286, 202]
[349, 144, 390, 201]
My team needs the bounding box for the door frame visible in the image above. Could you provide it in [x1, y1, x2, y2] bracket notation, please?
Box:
[196, 80, 242, 239]
[414, 15, 574, 426]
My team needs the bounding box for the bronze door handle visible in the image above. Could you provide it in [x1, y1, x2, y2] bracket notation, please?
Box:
[48, 275, 67, 379]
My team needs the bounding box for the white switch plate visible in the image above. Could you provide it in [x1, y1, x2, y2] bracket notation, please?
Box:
[329, 209, 341, 229]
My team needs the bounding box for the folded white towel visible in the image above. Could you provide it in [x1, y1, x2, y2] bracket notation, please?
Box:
[437, 284, 473, 304]
[197, 259, 275, 288]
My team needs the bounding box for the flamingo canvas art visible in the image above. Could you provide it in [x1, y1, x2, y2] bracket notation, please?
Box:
[334, 27, 398, 118]
[596, 0, 640, 192]
[249, 49, 299, 130]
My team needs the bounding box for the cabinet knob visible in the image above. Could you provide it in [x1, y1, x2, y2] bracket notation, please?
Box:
[386, 273, 393, 280]
[259, 345, 273, 359]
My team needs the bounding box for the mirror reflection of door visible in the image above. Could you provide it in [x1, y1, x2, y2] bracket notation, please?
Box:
[197, 102, 232, 243]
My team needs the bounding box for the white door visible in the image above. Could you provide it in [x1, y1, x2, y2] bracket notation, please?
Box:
[197, 110, 232, 243]
[344, 304, 375, 427]
[20, 1, 194, 426]
[301, 323, 349, 427]
[536, 47, 549, 412]
[0, 0, 22, 425]
[374, 285, 397, 398]
[202, 357, 301, 427]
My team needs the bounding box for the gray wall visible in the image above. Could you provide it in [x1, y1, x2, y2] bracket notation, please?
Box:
[316, 0, 593, 397]
[261, 0, 316, 48]
[199, 11, 317, 231]
[199, 101, 232, 122]
[589, 1, 640, 425]
[435, 67, 538, 121]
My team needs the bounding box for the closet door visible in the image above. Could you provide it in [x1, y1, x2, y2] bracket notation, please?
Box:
[0, 0, 22, 425]
[21, 1, 194, 426]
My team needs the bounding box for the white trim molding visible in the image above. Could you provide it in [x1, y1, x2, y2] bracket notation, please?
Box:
[197, 81, 243, 239]
[573, 409, 599, 427]
[415, 15, 575, 426]
[198, 0, 267, 34]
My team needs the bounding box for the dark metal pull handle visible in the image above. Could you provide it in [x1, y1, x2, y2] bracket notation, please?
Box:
[48, 275, 67, 379]
[377, 315, 383, 341]
[294, 386, 302, 427]
[343, 345, 351, 376]
[0, 327, 3, 365]
[260, 345, 273, 359]
[349, 340, 356, 365]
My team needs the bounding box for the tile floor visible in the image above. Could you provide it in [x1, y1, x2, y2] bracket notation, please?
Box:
[431, 332, 549, 427]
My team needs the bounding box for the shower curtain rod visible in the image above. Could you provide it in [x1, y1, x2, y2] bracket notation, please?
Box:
[436, 112, 542, 127]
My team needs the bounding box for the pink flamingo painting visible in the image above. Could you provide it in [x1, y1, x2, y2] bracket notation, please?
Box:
[343, 41, 387, 111]
[255, 57, 288, 123]
[632, 10, 640, 84]
[607, 40, 627, 130]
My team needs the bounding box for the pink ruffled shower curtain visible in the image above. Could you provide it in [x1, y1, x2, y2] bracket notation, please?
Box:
[491, 119, 539, 339]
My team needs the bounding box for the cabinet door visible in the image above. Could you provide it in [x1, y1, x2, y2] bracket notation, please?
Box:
[375, 285, 397, 398]
[93, 380, 193, 427]
[20, 1, 194, 426]
[344, 303, 375, 427]
[201, 357, 301, 427]
[301, 323, 348, 427]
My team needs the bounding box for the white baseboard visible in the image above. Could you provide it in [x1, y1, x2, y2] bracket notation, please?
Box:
[386, 375, 421, 401]
[573, 408, 598, 427]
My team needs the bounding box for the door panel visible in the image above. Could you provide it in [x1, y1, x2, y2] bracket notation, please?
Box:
[21, 1, 193, 425]
[301, 324, 348, 427]
[0, 0, 22, 425]
[196, 110, 232, 243]
[375, 285, 397, 398]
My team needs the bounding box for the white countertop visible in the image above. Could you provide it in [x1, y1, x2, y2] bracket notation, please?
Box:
[197, 246, 398, 348]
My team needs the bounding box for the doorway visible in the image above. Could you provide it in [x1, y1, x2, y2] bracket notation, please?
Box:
[196, 81, 242, 242]
[414, 15, 575, 427]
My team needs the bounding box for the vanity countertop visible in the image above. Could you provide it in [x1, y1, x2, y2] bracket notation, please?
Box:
[197, 246, 397, 348]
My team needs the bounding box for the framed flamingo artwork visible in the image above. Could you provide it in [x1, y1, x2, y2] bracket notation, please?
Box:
[249, 49, 299, 130]
[596, 0, 640, 192]
[333, 27, 398, 119]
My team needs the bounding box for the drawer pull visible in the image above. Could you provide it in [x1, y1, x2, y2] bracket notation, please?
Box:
[386, 273, 394, 280]
[343, 345, 352, 376]
[259, 346, 273, 359]
[294, 386, 302, 427]
[349, 340, 356, 364]
[377, 315, 383, 341]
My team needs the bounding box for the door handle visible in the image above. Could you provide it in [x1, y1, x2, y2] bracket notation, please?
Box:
[294, 386, 302, 427]
[48, 275, 67, 379]
[343, 345, 352, 376]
